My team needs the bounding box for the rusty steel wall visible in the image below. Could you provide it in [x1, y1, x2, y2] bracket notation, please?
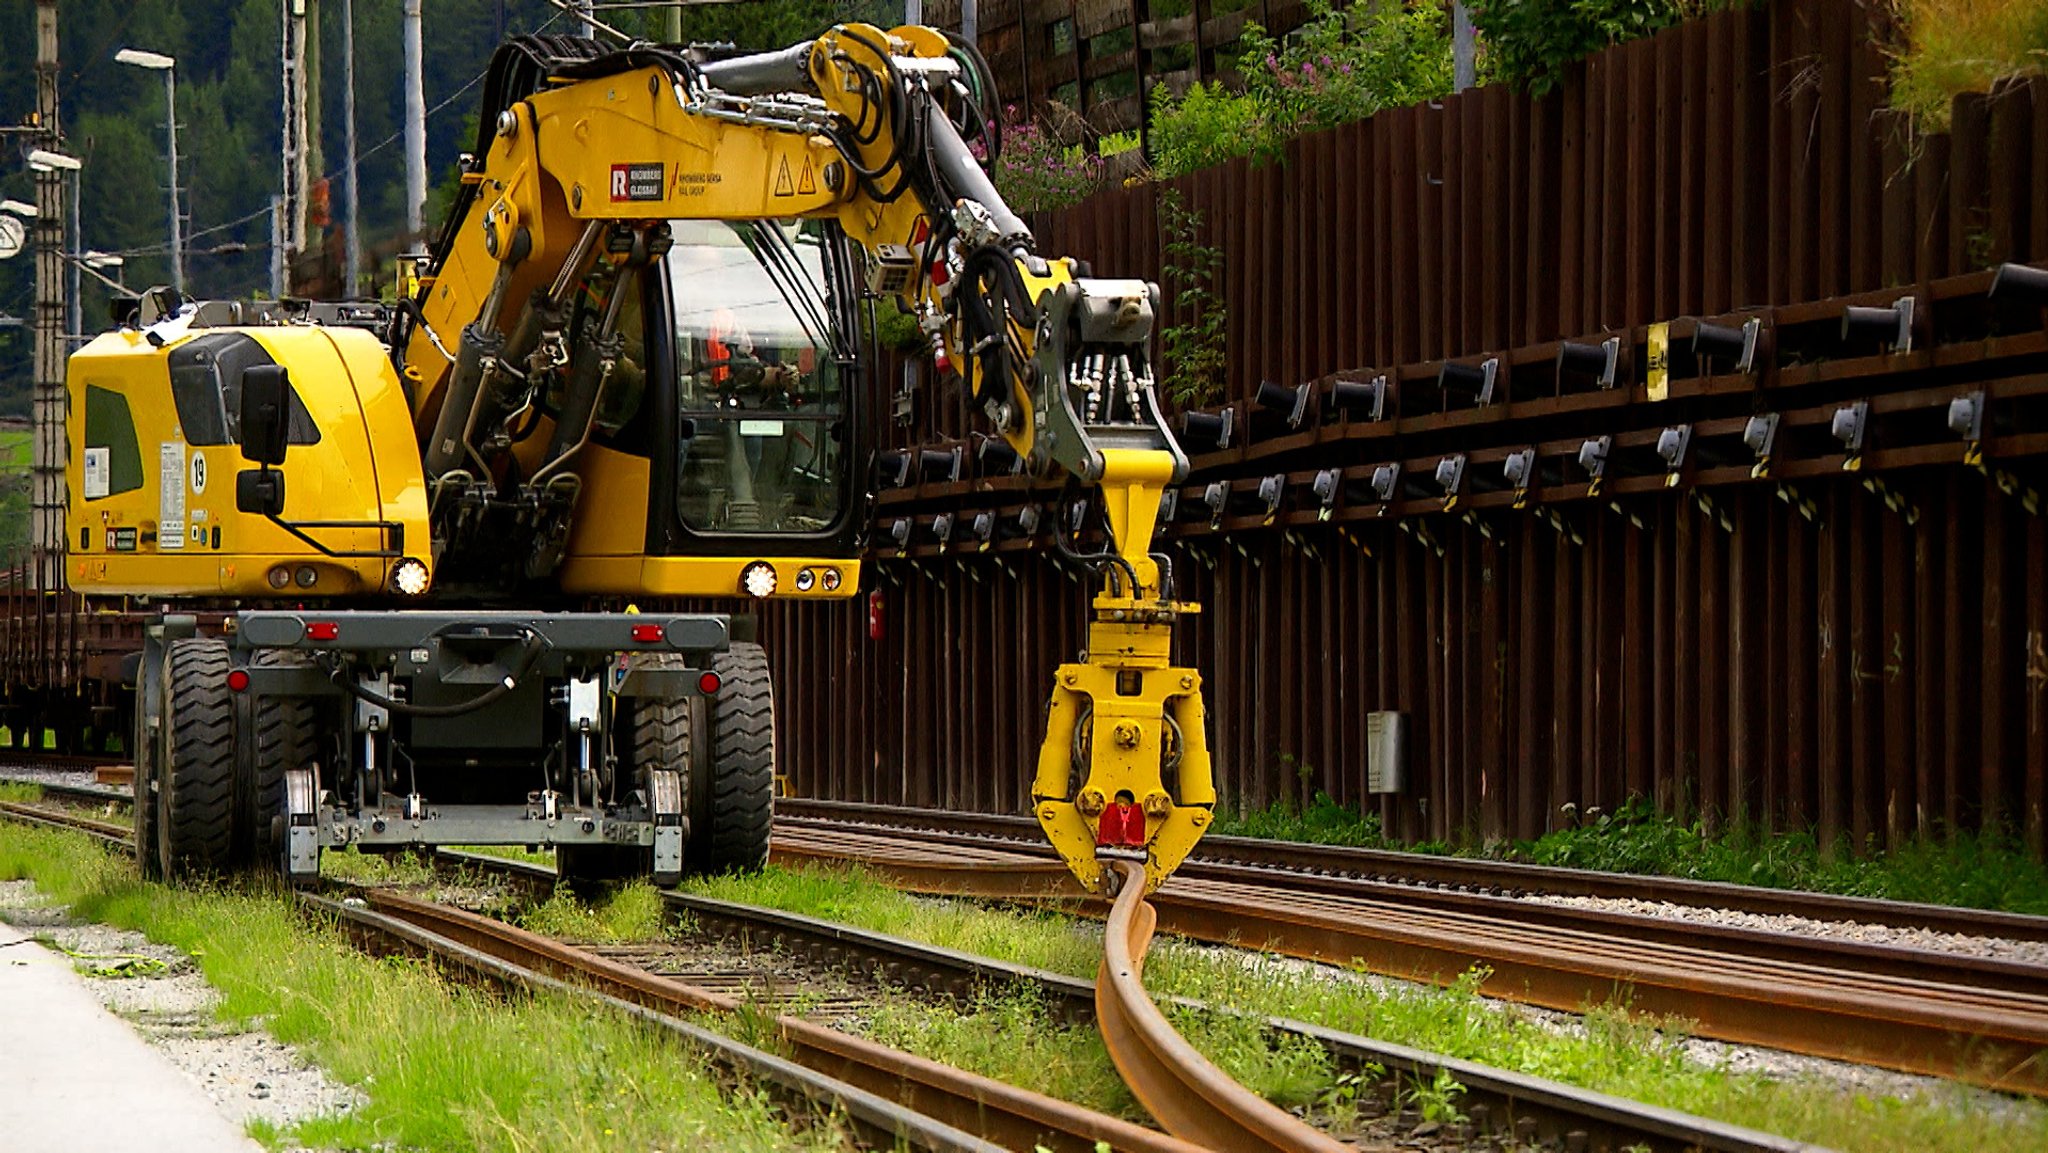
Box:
[765, 468, 2047, 851]
[923, 0, 1323, 136]
[767, 0, 2048, 853]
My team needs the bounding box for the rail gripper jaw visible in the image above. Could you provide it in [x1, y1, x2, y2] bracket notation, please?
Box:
[1031, 449, 1215, 897]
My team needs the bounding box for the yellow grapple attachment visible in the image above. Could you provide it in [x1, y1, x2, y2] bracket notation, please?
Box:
[1031, 449, 1215, 895]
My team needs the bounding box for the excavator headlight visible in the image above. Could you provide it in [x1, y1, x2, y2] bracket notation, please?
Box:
[389, 557, 431, 597]
[794, 568, 817, 592]
[267, 566, 292, 590]
[740, 561, 777, 598]
[821, 567, 842, 592]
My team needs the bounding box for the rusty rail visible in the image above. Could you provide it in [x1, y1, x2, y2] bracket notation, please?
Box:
[773, 824, 2048, 1097]
[1097, 859, 1356, 1153]
[356, 889, 1206, 1153]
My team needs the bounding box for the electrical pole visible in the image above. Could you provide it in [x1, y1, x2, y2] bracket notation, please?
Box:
[281, 0, 309, 286]
[342, 0, 360, 296]
[403, 0, 426, 239]
[1453, 4, 1476, 93]
[31, 0, 66, 674]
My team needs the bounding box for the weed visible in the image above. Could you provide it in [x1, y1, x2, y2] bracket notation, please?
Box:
[1889, 0, 2048, 129]
[0, 824, 840, 1151]
[1158, 189, 1228, 410]
[690, 860, 2048, 1153]
[518, 882, 671, 943]
[858, 984, 1139, 1117]
[1404, 1067, 1468, 1125]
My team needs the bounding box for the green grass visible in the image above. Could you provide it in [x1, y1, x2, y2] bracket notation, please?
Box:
[687, 861, 2048, 1153]
[0, 427, 29, 471]
[0, 824, 844, 1152]
[1215, 791, 2048, 916]
[1892, 0, 2048, 130]
[518, 882, 673, 943]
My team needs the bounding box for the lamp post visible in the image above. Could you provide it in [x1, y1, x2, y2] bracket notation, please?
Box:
[114, 47, 182, 292]
[27, 148, 81, 343]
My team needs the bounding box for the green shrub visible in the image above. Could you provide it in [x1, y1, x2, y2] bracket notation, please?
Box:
[1146, 1, 1457, 178]
[991, 106, 1108, 212]
[1469, 0, 1690, 95]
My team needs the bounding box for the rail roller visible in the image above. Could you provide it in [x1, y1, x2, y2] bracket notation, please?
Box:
[65, 25, 1211, 894]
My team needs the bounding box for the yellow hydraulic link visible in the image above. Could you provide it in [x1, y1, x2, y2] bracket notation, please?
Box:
[1033, 449, 1215, 895]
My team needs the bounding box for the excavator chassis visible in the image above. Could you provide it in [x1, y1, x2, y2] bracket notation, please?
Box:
[133, 610, 739, 886]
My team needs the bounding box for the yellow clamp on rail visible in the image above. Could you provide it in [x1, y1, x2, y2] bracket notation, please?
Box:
[1033, 449, 1215, 895]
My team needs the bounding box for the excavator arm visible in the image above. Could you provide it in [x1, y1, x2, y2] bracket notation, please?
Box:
[400, 25, 1212, 893]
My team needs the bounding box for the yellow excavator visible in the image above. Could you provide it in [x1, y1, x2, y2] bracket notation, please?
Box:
[66, 24, 1211, 894]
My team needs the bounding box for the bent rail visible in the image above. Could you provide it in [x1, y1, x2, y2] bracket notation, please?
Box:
[1096, 858, 1355, 1153]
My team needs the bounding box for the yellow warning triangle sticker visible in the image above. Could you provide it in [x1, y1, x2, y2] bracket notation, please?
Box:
[797, 158, 817, 195]
[773, 156, 795, 197]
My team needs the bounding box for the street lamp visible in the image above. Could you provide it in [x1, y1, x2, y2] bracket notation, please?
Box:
[28, 148, 84, 342]
[114, 47, 182, 292]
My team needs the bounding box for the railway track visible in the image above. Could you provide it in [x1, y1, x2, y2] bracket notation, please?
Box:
[770, 817, 2048, 1097]
[780, 799, 2048, 943]
[0, 790, 1827, 1151]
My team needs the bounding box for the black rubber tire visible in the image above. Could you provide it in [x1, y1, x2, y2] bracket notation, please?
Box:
[157, 638, 238, 880]
[684, 641, 775, 876]
[235, 651, 316, 874]
[558, 656, 690, 885]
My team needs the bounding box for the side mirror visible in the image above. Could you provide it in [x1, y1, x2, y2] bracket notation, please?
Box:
[240, 364, 290, 466]
[236, 468, 286, 516]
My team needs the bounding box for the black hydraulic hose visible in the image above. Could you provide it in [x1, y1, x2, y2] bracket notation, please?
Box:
[327, 630, 549, 719]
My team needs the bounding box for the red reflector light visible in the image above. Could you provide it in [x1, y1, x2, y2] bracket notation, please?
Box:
[225, 669, 251, 693]
[631, 623, 665, 644]
[306, 621, 340, 642]
[697, 671, 722, 696]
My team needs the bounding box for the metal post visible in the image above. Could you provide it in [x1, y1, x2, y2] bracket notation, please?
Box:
[164, 67, 183, 290]
[665, 2, 681, 41]
[280, 0, 309, 277]
[342, 0, 360, 297]
[962, 0, 977, 44]
[576, 0, 594, 39]
[31, 0, 65, 628]
[66, 168, 78, 342]
[270, 195, 285, 299]
[402, 0, 426, 238]
[1453, 3, 1475, 93]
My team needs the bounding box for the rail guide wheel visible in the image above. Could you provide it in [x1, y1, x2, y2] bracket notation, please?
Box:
[281, 766, 322, 886]
[557, 652, 690, 887]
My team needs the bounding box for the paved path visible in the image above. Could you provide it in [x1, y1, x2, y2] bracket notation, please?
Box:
[0, 919, 261, 1153]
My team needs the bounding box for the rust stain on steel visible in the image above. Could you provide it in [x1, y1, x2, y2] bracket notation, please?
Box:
[1096, 860, 1362, 1153]
[771, 828, 2048, 1098]
[360, 891, 1202, 1153]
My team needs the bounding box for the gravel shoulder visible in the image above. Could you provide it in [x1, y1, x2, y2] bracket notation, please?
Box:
[0, 879, 362, 1148]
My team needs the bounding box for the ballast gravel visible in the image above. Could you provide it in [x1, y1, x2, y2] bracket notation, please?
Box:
[1522, 892, 2048, 966]
[0, 879, 363, 1147]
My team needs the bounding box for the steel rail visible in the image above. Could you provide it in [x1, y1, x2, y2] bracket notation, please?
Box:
[0, 798, 131, 847]
[770, 824, 2048, 1097]
[657, 886, 1826, 1153]
[1095, 859, 1356, 1153]
[0, 807, 1829, 1150]
[777, 816, 2048, 999]
[304, 893, 1006, 1153]
[0, 806, 1190, 1152]
[422, 848, 1824, 1152]
[356, 889, 1207, 1153]
[778, 798, 2048, 943]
